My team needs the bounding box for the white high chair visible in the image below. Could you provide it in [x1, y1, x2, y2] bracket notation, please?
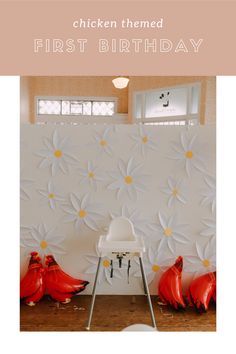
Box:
[86, 217, 157, 330]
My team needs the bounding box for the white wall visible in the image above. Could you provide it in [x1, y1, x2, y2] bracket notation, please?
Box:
[20, 124, 216, 295]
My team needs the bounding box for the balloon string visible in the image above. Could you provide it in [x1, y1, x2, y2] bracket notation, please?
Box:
[127, 260, 131, 284]
[110, 260, 113, 278]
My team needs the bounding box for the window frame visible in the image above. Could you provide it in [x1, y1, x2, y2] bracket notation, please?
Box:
[133, 82, 201, 125]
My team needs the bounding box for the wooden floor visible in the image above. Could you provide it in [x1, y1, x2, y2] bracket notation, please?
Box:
[20, 295, 216, 332]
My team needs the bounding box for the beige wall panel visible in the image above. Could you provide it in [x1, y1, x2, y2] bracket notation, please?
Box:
[205, 77, 216, 124]
[20, 77, 31, 123]
[20, 76, 36, 124]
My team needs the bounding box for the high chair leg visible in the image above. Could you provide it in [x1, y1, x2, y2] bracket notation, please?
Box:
[139, 256, 157, 329]
[86, 257, 101, 330]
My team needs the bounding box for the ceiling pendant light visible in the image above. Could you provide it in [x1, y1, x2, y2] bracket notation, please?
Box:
[112, 76, 129, 89]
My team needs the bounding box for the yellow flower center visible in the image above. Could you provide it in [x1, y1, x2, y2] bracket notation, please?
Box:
[100, 140, 107, 147]
[40, 240, 48, 249]
[88, 172, 95, 179]
[202, 259, 210, 267]
[124, 175, 133, 184]
[172, 188, 178, 197]
[102, 259, 110, 268]
[152, 264, 160, 272]
[48, 193, 55, 199]
[54, 149, 63, 158]
[78, 209, 87, 218]
[142, 136, 148, 144]
[164, 228, 172, 237]
[185, 150, 193, 159]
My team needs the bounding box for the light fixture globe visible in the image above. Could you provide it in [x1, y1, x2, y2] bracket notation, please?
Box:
[112, 77, 129, 89]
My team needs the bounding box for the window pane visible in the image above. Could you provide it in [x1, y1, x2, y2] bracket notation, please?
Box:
[38, 100, 61, 115]
[145, 87, 187, 118]
[70, 101, 83, 115]
[190, 85, 199, 114]
[135, 93, 142, 119]
[92, 101, 115, 116]
[62, 101, 70, 115]
[83, 101, 92, 115]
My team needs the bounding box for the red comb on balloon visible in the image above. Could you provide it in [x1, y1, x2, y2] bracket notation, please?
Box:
[31, 251, 38, 256]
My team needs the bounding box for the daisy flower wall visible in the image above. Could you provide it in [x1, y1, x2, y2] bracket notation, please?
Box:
[20, 124, 216, 294]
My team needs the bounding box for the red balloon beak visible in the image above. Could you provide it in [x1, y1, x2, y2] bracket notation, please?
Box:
[175, 256, 183, 271]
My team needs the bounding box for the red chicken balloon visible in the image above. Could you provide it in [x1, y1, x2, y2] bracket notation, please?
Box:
[45, 255, 89, 303]
[188, 272, 216, 312]
[20, 252, 45, 306]
[158, 256, 186, 310]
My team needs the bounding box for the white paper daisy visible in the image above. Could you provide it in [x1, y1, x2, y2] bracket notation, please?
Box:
[38, 130, 78, 176]
[169, 132, 206, 177]
[77, 161, 106, 191]
[84, 253, 122, 285]
[20, 223, 66, 257]
[107, 157, 149, 200]
[161, 177, 187, 208]
[150, 212, 189, 253]
[20, 178, 34, 201]
[200, 217, 216, 251]
[62, 193, 104, 231]
[201, 175, 216, 214]
[200, 217, 216, 239]
[38, 180, 64, 210]
[184, 240, 216, 276]
[91, 127, 113, 157]
[133, 246, 175, 284]
[131, 125, 158, 156]
[110, 205, 149, 238]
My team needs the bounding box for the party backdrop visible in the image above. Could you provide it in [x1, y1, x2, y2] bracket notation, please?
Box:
[20, 124, 216, 295]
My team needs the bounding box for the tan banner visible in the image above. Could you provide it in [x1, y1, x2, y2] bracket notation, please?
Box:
[0, 1, 235, 74]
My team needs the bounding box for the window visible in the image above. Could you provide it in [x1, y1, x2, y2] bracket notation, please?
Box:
[133, 83, 200, 125]
[35, 96, 130, 124]
[37, 97, 116, 117]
